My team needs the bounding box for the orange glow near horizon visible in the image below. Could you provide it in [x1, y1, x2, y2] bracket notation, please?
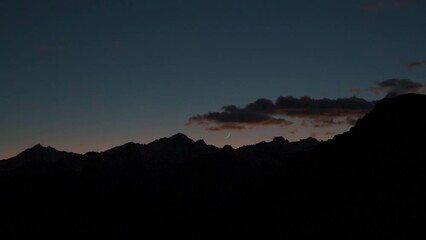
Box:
[0, 121, 353, 160]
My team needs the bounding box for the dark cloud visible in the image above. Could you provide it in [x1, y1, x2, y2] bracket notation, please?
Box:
[408, 61, 426, 68]
[301, 116, 360, 128]
[187, 79, 425, 132]
[372, 79, 426, 98]
[302, 119, 351, 128]
[186, 105, 292, 131]
[245, 98, 276, 113]
[275, 96, 374, 117]
[187, 96, 375, 131]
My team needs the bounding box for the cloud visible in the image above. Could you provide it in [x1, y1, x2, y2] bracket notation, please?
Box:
[372, 79, 426, 98]
[301, 118, 357, 128]
[408, 60, 426, 68]
[186, 104, 292, 131]
[245, 98, 276, 113]
[187, 79, 425, 132]
[275, 96, 374, 117]
[187, 96, 375, 131]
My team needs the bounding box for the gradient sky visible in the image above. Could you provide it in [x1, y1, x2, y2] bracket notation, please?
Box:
[1, 0, 426, 159]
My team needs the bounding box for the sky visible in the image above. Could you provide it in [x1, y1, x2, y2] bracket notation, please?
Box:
[1, 0, 426, 159]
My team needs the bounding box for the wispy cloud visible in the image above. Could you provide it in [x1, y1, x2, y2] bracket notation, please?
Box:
[301, 117, 358, 128]
[371, 79, 426, 98]
[408, 60, 426, 68]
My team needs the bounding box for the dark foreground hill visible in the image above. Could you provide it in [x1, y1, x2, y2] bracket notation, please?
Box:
[1, 94, 426, 239]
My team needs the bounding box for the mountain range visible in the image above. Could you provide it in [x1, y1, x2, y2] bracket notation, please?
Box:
[0, 130, 319, 171]
[1, 93, 425, 240]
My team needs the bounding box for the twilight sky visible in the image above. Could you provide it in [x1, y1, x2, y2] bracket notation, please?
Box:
[1, 0, 426, 159]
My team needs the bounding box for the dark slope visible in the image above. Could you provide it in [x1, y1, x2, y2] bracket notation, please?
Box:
[305, 94, 426, 239]
[312, 93, 426, 179]
[321, 93, 426, 154]
[0, 94, 426, 239]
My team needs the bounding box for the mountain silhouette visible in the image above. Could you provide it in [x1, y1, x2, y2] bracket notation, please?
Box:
[238, 136, 318, 153]
[0, 144, 80, 170]
[0, 132, 317, 170]
[323, 93, 426, 151]
[304, 93, 426, 239]
[1, 93, 425, 240]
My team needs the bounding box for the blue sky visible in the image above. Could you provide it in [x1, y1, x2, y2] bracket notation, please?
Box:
[1, 0, 426, 158]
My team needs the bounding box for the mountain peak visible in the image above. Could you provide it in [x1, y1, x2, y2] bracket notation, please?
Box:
[1, 144, 80, 170]
[147, 133, 195, 150]
[24, 144, 56, 154]
[32, 144, 44, 149]
[196, 139, 207, 146]
[271, 136, 289, 144]
[169, 133, 191, 141]
[26, 144, 58, 153]
[223, 145, 234, 151]
[164, 133, 194, 145]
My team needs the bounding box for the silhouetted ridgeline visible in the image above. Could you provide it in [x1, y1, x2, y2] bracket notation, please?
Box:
[1, 94, 425, 239]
